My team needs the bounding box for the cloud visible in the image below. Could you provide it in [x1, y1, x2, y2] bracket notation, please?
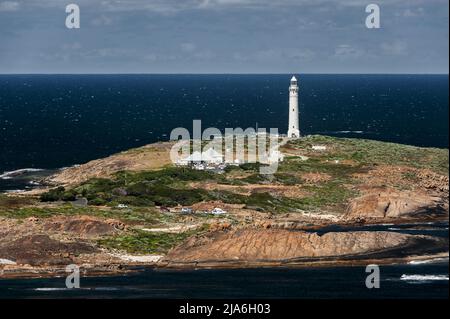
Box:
[2, 0, 446, 14]
[286, 49, 315, 61]
[88, 48, 137, 58]
[334, 44, 364, 59]
[402, 7, 425, 17]
[193, 50, 214, 60]
[62, 42, 82, 51]
[0, 1, 19, 11]
[256, 49, 280, 60]
[91, 14, 113, 26]
[0, 0, 447, 73]
[180, 42, 197, 53]
[381, 41, 408, 56]
[232, 52, 248, 62]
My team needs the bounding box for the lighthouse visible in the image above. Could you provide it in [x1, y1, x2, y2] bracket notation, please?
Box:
[287, 76, 300, 138]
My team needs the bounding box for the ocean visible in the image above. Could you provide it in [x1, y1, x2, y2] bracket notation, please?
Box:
[0, 222, 448, 299]
[0, 74, 448, 298]
[0, 264, 448, 299]
[0, 74, 448, 176]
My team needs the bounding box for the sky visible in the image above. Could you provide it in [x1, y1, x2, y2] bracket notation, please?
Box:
[0, 0, 448, 74]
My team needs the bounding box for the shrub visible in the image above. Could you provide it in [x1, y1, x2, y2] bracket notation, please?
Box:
[40, 186, 65, 202]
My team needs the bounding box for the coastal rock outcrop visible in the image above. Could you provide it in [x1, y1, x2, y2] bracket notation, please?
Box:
[416, 169, 449, 194]
[43, 216, 125, 237]
[0, 234, 96, 266]
[345, 189, 446, 220]
[45, 142, 174, 186]
[162, 229, 416, 265]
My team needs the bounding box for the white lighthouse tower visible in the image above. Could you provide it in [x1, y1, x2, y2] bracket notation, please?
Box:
[287, 75, 300, 138]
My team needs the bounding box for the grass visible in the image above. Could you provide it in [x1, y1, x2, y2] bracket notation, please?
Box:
[287, 135, 449, 175]
[97, 226, 208, 254]
[30, 135, 448, 218]
[0, 206, 61, 219]
[40, 167, 223, 207]
[300, 181, 357, 211]
[0, 203, 178, 226]
[35, 147, 362, 214]
[0, 194, 36, 209]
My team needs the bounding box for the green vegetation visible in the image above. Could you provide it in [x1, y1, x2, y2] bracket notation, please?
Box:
[39, 167, 224, 207]
[288, 135, 449, 174]
[300, 181, 356, 211]
[98, 226, 208, 254]
[0, 194, 36, 208]
[236, 172, 302, 186]
[279, 157, 365, 180]
[0, 201, 178, 225]
[30, 135, 448, 217]
[0, 206, 60, 219]
[35, 146, 362, 214]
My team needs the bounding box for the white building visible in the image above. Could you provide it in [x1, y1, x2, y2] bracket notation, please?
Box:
[184, 151, 203, 163]
[211, 208, 227, 215]
[287, 76, 300, 138]
[201, 148, 223, 164]
[177, 148, 224, 167]
[312, 145, 327, 151]
[268, 150, 284, 163]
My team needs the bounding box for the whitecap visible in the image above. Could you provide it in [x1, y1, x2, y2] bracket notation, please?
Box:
[0, 168, 44, 180]
[334, 130, 364, 134]
[408, 257, 449, 265]
[0, 258, 16, 265]
[34, 287, 92, 291]
[318, 130, 365, 135]
[34, 288, 70, 291]
[400, 274, 449, 282]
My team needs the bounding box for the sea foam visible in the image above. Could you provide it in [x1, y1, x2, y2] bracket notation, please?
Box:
[0, 168, 44, 180]
[400, 274, 449, 281]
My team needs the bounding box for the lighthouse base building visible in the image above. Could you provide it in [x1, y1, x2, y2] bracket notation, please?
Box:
[287, 76, 300, 138]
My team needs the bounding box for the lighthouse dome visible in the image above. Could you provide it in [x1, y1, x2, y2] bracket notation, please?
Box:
[290, 76, 297, 85]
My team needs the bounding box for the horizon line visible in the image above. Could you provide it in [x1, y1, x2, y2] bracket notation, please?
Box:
[0, 72, 448, 76]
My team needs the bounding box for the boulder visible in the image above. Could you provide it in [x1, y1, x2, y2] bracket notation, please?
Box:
[345, 189, 445, 220]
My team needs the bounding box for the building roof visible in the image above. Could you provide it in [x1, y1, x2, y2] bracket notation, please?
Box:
[201, 148, 223, 162]
[181, 148, 223, 162]
[184, 151, 203, 161]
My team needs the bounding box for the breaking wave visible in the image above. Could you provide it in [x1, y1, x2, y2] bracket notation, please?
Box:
[408, 257, 449, 265]
[317, 130, 367, 135]
[34, 288, 73, 291]
[400, 274, 449, 282]
[34, 287, 119, 291]
[0, 168, 44, 180]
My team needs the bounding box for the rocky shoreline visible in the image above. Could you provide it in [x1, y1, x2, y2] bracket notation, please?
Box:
[1, 136, 448, 279]
[159, 229, 448, 269]
[1, 222, 448, 279]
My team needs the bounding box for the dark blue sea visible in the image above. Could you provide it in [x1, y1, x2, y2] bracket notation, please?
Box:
[0, 74, 448, 298]
[0, 74, 448, 176]
[0, 222, 448, 299]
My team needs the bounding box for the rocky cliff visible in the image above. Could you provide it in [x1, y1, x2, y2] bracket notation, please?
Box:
[345, 189, 447, 220]
[162, 229, 440, 267]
